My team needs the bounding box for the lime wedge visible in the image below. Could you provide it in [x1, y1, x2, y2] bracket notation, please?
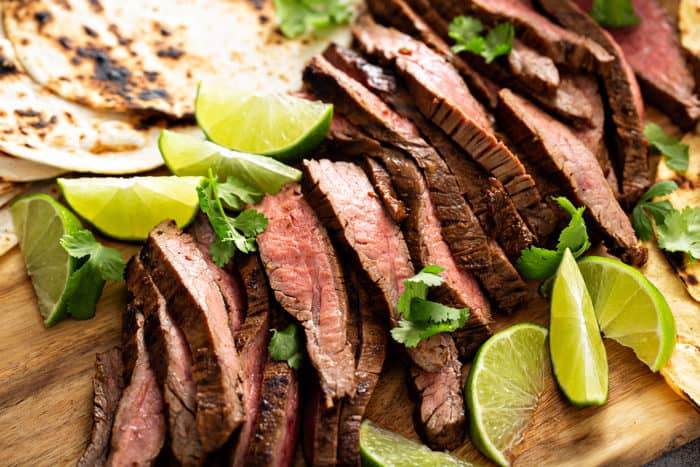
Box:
[550, 249, 608, 406]
[159, 130, 301, 194]
[360, 420, 473, 467]
[195, 81, 332, 162]
[578, 256, 676, 372]
[466, 323, 549, 467]
[10, 195, 83, 326]
[58, 176, 202, 241]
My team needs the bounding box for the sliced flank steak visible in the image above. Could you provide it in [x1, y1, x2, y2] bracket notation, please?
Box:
[534, 0, 649, 204]
[430, 0, 613, 71]
[360, 156, 408, 223]
[78, 349, 124, 467]
[304, 380, 342, 467]
[255, 184, 356, 403]
[304, 54, 494, 273]
[575, 0, 700, 130]
[107, 310, 165, 467]
[498, 89, 647, 266]
[350, 17, 559, 241]
[229, 253, 271, 467]
[141, 220, 245, 452]
[126, 256, 203, 467]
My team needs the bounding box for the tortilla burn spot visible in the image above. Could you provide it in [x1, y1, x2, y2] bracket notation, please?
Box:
[71, 57, 81, 66]
[259, 14, 269, 24]
[0, 56, 19, 77]
[144, 71, 159, 82]
[34, 11, 52, 28]
[157, 47, 184, 59]
[15, 109, 41, 118]
[20, 38, 29, 46]
[58, 37, 73, 50]
[83, 26, 99, 38]
[160, 28, 171, 37]
[247, 0, 265, 10]
[685, 274, 698, 286]
[138, 89, 169, 100]
[76, 46, 131, 84]
[89, 0, 104, 12]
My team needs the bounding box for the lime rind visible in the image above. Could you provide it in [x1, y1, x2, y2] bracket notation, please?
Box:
[158, 130, 301, 193]
[10, 194, 83, 327]
[195, 81, 333, 162]
[58, 176, 202, 241]
[578, 256, 676, 372]
[466, 323, 549, 467]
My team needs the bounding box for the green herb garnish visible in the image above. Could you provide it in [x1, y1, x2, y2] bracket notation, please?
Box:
[274, 0, 353, 38]
[516, 197, 591, 279]
[60, 230, 125, 319]
[391, 265, 469, 348]
[644, 123, 689, 172]
[590, 0, 640, 28]
[631, 181, 678, 241]
[269, 323, 306, 369]
[449, 16, 514, 63]
[657, 207, 700, 259]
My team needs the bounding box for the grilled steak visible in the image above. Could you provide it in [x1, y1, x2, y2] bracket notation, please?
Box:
[575, 0, 700, 129]
[534, 0, 649, 204]
[304, 54, 493, 273]
[360, 156, 408, 223]
[507, 39, 560, 94]
[78, 349, 124, 467]
[304, 380, 342, 467]
[255, 184, 356, 403]
[322, 43, 535, 258]
[429, 0, 612, 71]
[246, 360, 301, 467]
[350, 17, 558, 241]
[141, 220, 245, 452]
[410, 337, 465, 450]
[189, 214, 246, 334]
[126, 257, 203, 467]
[230, 254, 271, 467]
[107, 310, 165, 467]
[498, 89, 647, 266]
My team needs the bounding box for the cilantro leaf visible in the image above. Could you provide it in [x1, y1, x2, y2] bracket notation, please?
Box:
[631, 181, 679, 240]
[449, 16, 513, 63]
[231, 209, 268, 237]
[397, 265, 445, 318]
[59, 229, 125, 319]
[644, 123, 689, 172]
[274, 0, 352, 38]
[657, 207, 700, 259]
[409, 298, 468, 324]
[391, 317, 466, 348]
[269, 324, 306, 369]
[217, 177, 263, 211]
[590, 0, 640, 28]
[516, 197, 591, 279]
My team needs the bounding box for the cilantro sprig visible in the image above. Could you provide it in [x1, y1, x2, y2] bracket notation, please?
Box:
[391, 265, 469, 348]
[269, 323, 306, 369]
[449, 16, 514, 64]
[644, 124, 689, 172]
[516, 197, 591, 280]
[590, 0, 640, 28]
[631, 181, 678, 241]
[59, 230, 125, 319]
[197, 170, 268, 267]
[274, 0, 353, 38]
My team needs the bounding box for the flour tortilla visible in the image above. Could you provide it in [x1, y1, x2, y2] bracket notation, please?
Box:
[3, 0, 357, 118]
[0, 154, 66, 181]
[0, 206, 16, 256]
[0, 181, 25, 207]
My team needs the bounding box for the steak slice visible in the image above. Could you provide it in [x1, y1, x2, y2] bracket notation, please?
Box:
[350, 17, 557, 240]
[189, 214, 246, 335]
[410, 337, 465, 450]
[230, 253, 271, 467]
[360, 156, 408, 223]
[304, 54, 492, 272]
[429, 0, 612, 70]
[255, 184, 356, 403]
[246, 359, 301, 467]
[322, 43, 536, 257]
[78, 349, 124, 467]
[507, 39, 560, 94]
[141, 220, 245, 452]
[576, 0, 700, 130]
[498, 89, 647, 266]
[304, 380, 342, 467]
[126, 256, 203, 467]
[107, 310, 165, 467]
[534, 0, 649, 204]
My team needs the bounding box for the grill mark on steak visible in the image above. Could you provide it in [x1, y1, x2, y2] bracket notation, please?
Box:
[350, 17, 558, 241]
[246, 359, 301, 467]
[429, 0, 612, 71]
[366, 0, 500, 108]
[534, 0, 649, 204]
[107, 310, 165, 467]
[304, 54, 493, 273]
[498, 89, 647, 266]
[230, 253, 271, 467]
[126, 256, 203, 466]
[322, 43, 536, 258]
[575, 0, 700, 130]
[141, 220, 245, 452]
[189, 214, 246, 335]
[360, 156, 408, 223]
[78, 349, 124, 467]
[255, 184, 356, 404]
